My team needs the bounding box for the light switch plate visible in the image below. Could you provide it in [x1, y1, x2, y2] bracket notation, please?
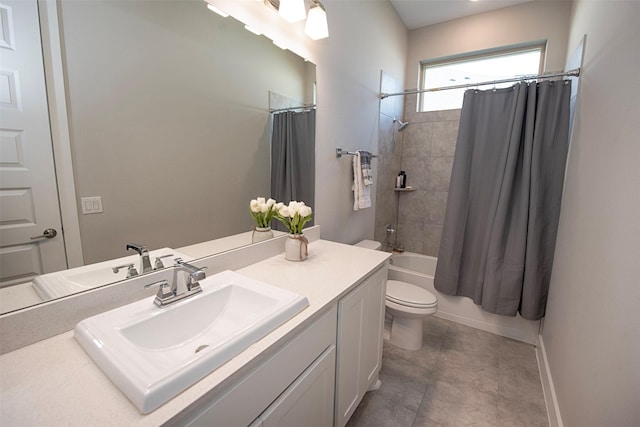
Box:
[81, 196, 104, 214]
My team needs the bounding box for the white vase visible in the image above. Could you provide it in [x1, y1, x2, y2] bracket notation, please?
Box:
[285, 233, 308, 261]
[252, 226, 274, 243]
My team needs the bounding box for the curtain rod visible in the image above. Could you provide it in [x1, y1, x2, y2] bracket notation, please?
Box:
[269, 104, 316, 113]
[379, 68, 580, 99]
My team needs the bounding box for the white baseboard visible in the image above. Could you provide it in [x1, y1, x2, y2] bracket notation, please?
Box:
[536, 334, 563, 427]
[434, 311, 538, 344]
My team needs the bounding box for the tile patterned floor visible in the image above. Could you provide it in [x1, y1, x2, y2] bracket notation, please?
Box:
[346, 317, 548, 427]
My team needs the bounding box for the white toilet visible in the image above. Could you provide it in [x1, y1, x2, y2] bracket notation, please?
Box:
[355, 240, 438, 350]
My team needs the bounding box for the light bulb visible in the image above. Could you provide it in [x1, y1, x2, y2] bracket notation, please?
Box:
[304, 3, 328, 40]
[278, 0, 306, 23]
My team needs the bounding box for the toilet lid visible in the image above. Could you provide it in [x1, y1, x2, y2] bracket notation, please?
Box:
[354, 240, 381, 250]
[387, 280, 437, 308]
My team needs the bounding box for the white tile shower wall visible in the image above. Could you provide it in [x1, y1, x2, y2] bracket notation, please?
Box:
[397, 93, 460, 256]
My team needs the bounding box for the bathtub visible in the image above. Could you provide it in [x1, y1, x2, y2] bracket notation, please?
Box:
[388, 252, 437, 279]
[386, 251, 540, 344]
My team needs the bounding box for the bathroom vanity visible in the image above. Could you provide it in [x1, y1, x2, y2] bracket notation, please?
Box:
[0, 231, 389, 426]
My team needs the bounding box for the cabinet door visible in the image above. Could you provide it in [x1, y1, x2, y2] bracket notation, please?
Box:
[335, 282, 367, 426]
[259, 346, 336, 427]
[335, 267, 387, 427]
[361, 267, 386, 387]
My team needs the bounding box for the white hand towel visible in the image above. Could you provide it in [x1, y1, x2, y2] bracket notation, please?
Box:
[352, 152, 371, 210]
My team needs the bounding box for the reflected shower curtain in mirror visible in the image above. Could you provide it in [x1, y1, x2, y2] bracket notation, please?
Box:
[434, 81, 571, 320]
[271, 109, 316, 230]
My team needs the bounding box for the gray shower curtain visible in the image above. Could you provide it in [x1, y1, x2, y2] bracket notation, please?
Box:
[434, 80, 571, 320]
[271, 109, 315, 228]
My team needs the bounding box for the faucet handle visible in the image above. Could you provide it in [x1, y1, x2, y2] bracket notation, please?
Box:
[112, 263, 138, 278]
[144, 280, 174, 306]
[154, 254, 174, 269]
[144, 279, 169, 290]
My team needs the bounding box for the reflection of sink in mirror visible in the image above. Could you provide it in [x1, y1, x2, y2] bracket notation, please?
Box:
[74, 270, 309, 414]
[32, 248, 192, 300]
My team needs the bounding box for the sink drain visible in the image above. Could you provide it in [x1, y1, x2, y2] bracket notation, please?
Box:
[195, 344, 209, 354]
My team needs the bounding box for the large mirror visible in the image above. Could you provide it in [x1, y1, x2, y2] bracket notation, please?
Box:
[0, 0, 316, 314]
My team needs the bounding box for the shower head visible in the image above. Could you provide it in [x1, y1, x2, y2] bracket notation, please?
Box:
[393, 118, 409, 131]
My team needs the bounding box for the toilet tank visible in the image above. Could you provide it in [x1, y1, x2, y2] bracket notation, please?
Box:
[354, 240, 382, 250]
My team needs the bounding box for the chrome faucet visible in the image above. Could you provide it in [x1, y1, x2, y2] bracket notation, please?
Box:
[144, 258, 206, 307]
[384, 224, 404, 252]
[126, 243, 153, 274]
[173, 258, 206, 293]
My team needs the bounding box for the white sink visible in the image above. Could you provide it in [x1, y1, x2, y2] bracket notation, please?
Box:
[32, 248, 191, 300]
[74, 270, 309, 414]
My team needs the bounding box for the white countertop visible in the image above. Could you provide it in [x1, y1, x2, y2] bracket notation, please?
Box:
[176, 230, 286, 259]
[0, 240, 389, 426]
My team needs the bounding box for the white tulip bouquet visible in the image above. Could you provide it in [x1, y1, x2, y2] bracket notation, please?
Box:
[249, 197, 277, 228]
[274, 201, 313, 235]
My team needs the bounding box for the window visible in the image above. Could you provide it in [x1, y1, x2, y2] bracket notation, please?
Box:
[419, 44, 545, 112]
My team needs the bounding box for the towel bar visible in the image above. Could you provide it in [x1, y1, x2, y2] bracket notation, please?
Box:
[336, 148, 379, 158]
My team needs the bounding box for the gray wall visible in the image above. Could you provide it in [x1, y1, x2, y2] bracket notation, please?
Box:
[375, 95, 460, 255]
[541, 1, 640, 425]
[312, 0, 408, 245]
[374, 71, 405, 248]
[394, 102, 459, 255]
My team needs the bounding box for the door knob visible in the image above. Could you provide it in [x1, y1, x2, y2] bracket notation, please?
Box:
[30, 228, 58, 240]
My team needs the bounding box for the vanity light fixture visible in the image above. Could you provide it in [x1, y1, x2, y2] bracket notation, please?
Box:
[278, 0, 306, 23]
[304, 0, 328, 40]
[206, 3, 229, 17]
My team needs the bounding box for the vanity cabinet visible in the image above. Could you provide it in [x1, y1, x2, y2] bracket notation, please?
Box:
[335, 266, 387, 427]
[175, 306, 337, 427]
[174, 265, 388, 427]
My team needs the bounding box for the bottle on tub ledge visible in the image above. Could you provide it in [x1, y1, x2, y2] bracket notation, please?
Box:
[395, 171, 407, 188]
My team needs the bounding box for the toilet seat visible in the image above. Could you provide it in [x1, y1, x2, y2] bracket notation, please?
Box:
[386, 280, 437, 308]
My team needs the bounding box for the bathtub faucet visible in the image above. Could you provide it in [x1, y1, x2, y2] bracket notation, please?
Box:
[385, 224, 404, 252]
[387, 241, 405, 253]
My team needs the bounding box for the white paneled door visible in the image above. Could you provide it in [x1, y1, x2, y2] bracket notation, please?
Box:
[0, 0, 67, 287]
